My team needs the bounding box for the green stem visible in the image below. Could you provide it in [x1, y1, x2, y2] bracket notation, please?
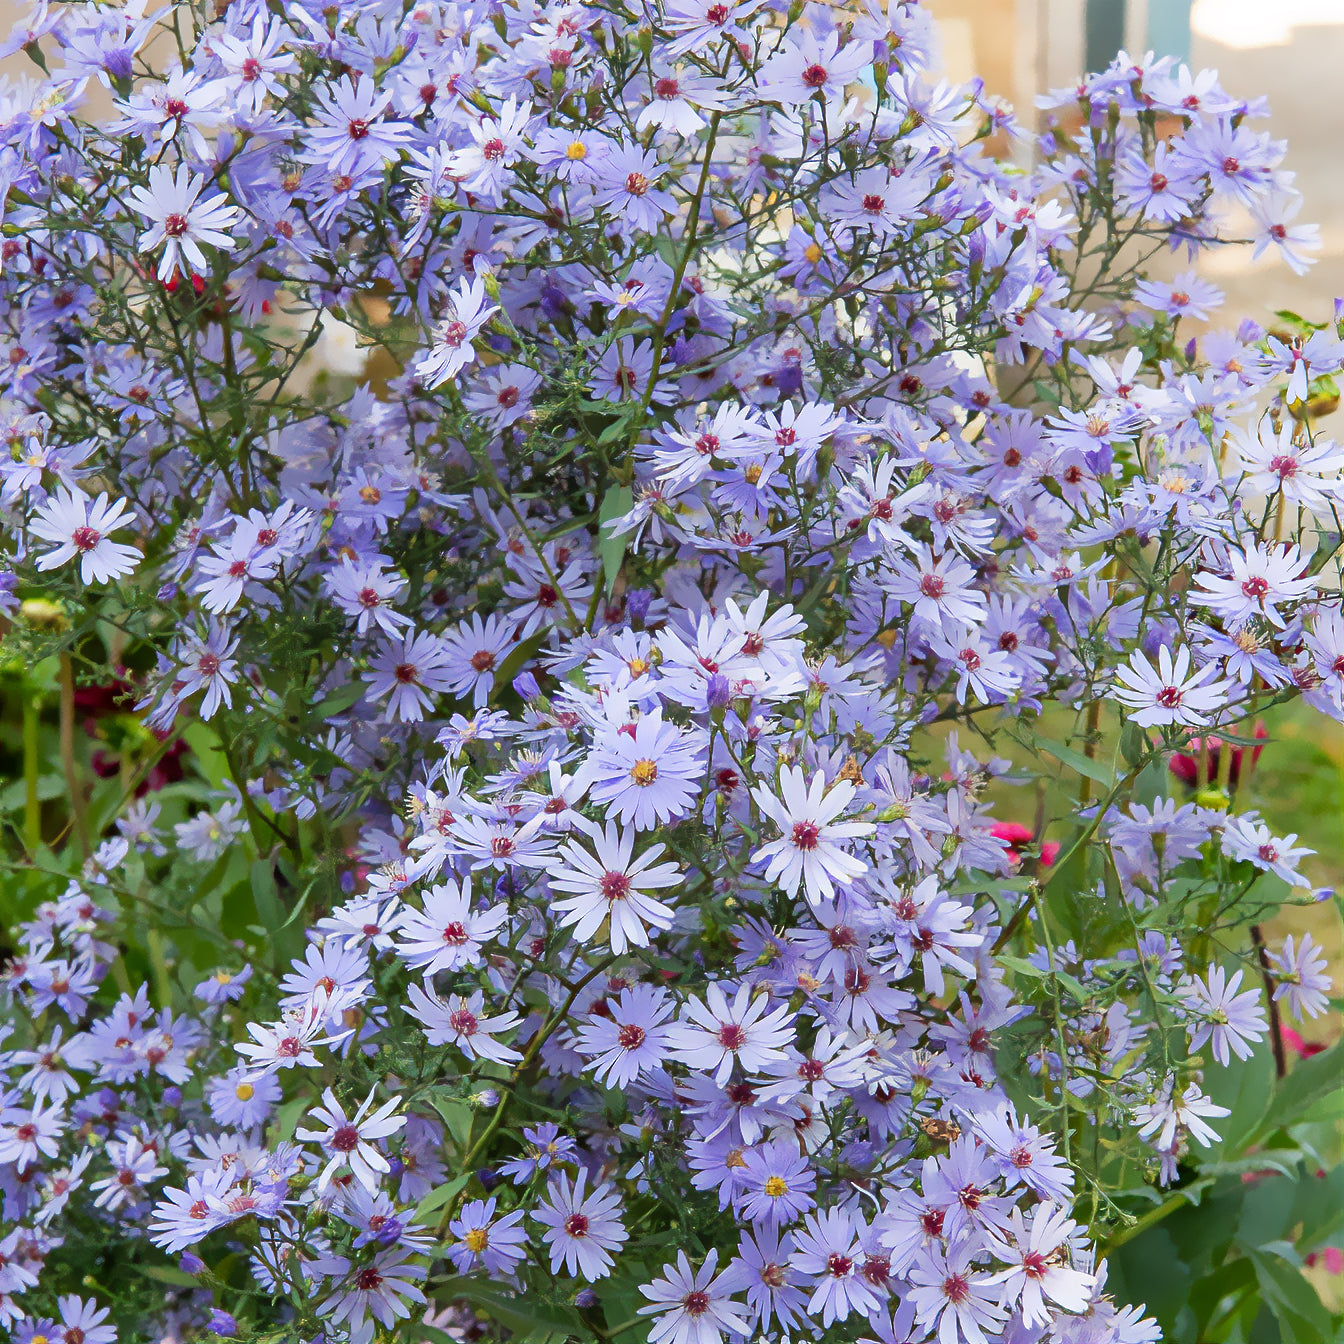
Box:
[58, 653, 90, 860]
[22, 687, 41, 856]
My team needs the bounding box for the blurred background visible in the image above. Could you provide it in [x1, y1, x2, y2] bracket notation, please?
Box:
[928, 0, 1344, 324]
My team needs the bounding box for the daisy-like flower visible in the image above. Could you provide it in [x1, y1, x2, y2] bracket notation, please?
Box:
[1108, 644, 1229, 728]
[885, 544, 988, 629]
[575, 983, 677, 1087]
[906, 1241, 1007, 1344]
[724, 1227, 810, 1334]
[445, 1197, 528, 1276]
[826, 166, 929, 238]
[1191, 542, 1316, 629]
[1234, 418, 1344, 513]
[414, 277, 498, 388]
[1220, 812, 1314, 886]
[583, 709, 705, 830]
[318, 1246, 427, 1344]
[405, 984, 523, 1064]
[550, 823, 681, 954]
[394, 878, 508, 975]
[174, 622, 239, 718]
[789, 1207, 880, 1327]
[296, 1087, 405, 1192]
[1267, 933, 1333, 1020]
[1134, 1080, 1230, 1151]
[985, 1204, 1094, 1328]
[126, 163, 241, 280]
[638, 1248, 750, 1344]
[0, 1099, 65, 1171]
[759, 28, 870, 106]
[325, 557, 411, 636]
[736, 1142, 817, 1229]
[439, 612, 515, 708]
[1178, 966, 1267, 1066]
[750, 766, 874, 904]
[670, 982, 795, 1085]
[364, 629, 456, 723]
[30, 486, 140, 583]
[532, 1170, 628, 1280]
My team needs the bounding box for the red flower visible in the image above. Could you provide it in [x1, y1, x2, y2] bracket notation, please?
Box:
[990, 822, 1059, 868]
[1169, 721, 1267, 789]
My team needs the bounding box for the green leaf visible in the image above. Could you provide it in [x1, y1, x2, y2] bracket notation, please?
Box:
[598, 485, 635, 596]
[414, 1172, 472, 1221]
[434, 1275, 579, 1342]
[135, 1264, 199, 1288]
[1034, 735, 1113, 787]
[1249, 1247, 1333, 1344]
[1258, 1042, 1343, 1138]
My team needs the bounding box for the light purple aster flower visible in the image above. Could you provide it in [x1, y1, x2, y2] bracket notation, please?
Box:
[582, 709, 704, 830]
[30, 486, 139, 583]
[638, 1248, 750, 1344]
[532, 1170, 628, 1281]
[446, 1197, 527, 1276]
[126, 163, 241, 281]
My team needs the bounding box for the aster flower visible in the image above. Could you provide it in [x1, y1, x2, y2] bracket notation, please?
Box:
[582, 709, 705, 830]
[760, 29, 870, 105]
[317, 1247, 427, 1344]
[1134, 1080, 1230, 1151]
[405, 985, 523, 1065]
[174, 622, 239, 718]
[1267, 933, 1332, 1020]
[533, 1170, 628, 1280]
[639, 1249, 750, 1344]
[296, 1087, 405, 1192]
[789, 1207, 880, 1327]
[985, 1204, 1094, 1327]
[1179, 966, 1267, 1065]
[885, 545, 988, 629]
[123, 167, 235, 289]
[550, 823, 681, 953]
[30, 486, 139, 583]
[736, 1142, 817, 1229]
[394, 879, 507, 975]
[1220, 813, 1313, 886]
[724, 1227, 810, 1333]
[446, 1197, 528, 1276]
[1108, 644, 1229, 728]
[575, 983, 676, 1087]
[592, 145, 675, 233]
[671, 982, 795, 1086]
[325, 557, 411, 636]
[415, 277, 498, 388]
[302, 75, 412, 177]
[750, 766, 874, 904]
[906, 1241, 1007, 1344]
[1191, 542, 1316, 629]
[364, 629, 457, 723]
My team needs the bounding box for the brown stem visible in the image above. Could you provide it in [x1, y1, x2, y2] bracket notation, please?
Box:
[1250, 924, 1287, 1078]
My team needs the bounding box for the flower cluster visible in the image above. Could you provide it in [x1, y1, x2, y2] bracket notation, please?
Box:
[0, 0, 1339, 1341]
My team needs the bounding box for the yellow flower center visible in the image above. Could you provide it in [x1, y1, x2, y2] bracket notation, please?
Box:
[764, 1175, 789, 1197]
[804, 242, 822, 263]
[235, 1082, 255, 1101]
[629, 758, 659, 786]
[465, 1227, 489, 1252]
[566, 140, 588, 160]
